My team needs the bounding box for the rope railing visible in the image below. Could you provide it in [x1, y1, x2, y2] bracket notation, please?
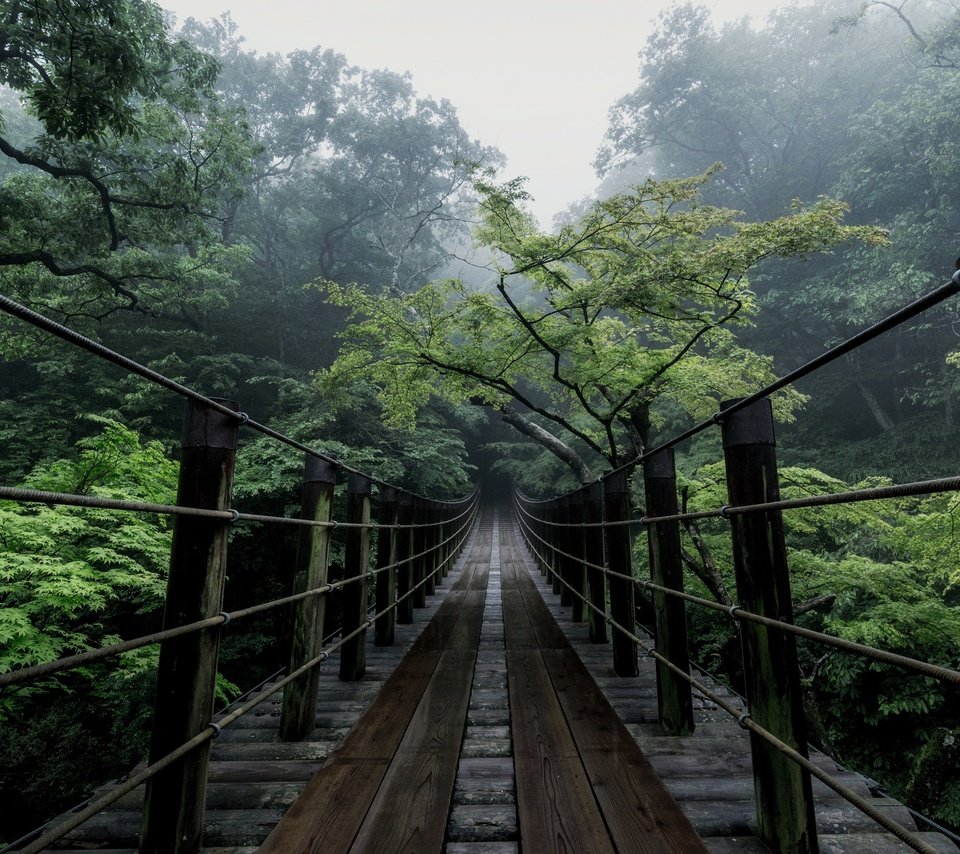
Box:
[0, 295, 483, 850]
[512, 506, 942, 854]
[600, 273, 960, 485]
[514, 498, 960, 688]
[0, 484, 476, 530]
[0, 495, 479, 690]
[7, 502, 479, 854]
[0, 496, 478, 854]
[515, 473, 960, 529]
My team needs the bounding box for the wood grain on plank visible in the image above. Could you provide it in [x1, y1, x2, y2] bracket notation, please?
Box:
[349, 580, 489, 852]
[501, 518, 707, 854]
[258, 521, 492, 853]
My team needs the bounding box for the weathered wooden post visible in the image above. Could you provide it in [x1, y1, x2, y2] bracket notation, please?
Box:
[603, 470, 639, 677]
[584, 481, 608, 644]
[568, 490, 586, 622]
[280, 454, 338, 741]
[643, 448, 694, 736]
[558, 496, 573, 607]
[374, 486, 399, 646]
[140, 399, 239, 854]
[396, 492, 414, 624]
[720, 398, 818, 854]
[412, 497, 428, 608]
[339, 473, 371, 681]
[549, 500, 562, 596]
[438, 504, 450, 578]
[424, 503, 437, 597]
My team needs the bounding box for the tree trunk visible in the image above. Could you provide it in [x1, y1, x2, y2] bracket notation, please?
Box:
[857, 382, 895, 432]
[500, 405, 595, 485]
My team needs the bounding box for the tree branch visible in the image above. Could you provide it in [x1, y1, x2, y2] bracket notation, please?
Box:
[499, 404, 594, 484]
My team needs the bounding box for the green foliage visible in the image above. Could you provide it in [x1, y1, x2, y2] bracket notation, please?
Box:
[0, 0, 254, 319]
[0, 419, 175, 702]
[321, 171, 880, 481]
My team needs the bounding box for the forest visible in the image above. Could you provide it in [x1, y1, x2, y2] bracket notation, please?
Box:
[1, 0, 960, 842]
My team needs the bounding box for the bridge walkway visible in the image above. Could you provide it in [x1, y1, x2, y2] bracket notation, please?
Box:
[54, 506, 958, 853]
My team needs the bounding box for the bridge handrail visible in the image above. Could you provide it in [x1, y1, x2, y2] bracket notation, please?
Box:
[0, 293, 483, 851]
[1, 497, 479, 853]
[513, 503, 944, 854]
[508, 270, 960, 854]
[0, 498, 478, 690]
[513, 497, 960, 688]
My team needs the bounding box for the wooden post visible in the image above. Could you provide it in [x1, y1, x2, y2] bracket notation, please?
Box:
[412, 498, 428, 608]
[568, 490, 586, 622]
[721, 398, 818, 854]
[550, 501, 562, 595]
[643, 448, 694, 736]
[558, 497, 573, 607]
[339, 473, 371, 682]
[603, 470, 639, 677]
[396, 493, 414, 625]
[424, 503, 437, 597]
[140, 399, 239, 854]
[375, 486, 399, 646]
[438, 505, 450, 578]
[584, 481, 608, 644]
[279, 454, 338, 741]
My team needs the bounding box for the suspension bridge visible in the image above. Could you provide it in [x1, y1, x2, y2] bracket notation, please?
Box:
[1, 277, 960, 853]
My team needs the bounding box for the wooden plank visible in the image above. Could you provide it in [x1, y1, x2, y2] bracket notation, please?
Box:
[501, 548, 616, 853]
[259, 523, 492, 853]
[502, 520, 707, 854]
[348, 576, 489, 852]
[506, 647, 615, 852]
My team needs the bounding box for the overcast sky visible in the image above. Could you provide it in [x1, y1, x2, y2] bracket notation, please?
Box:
[161, 0, 797, 226]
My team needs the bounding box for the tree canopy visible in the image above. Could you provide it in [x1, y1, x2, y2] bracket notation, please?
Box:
[322, 171, 883, 482]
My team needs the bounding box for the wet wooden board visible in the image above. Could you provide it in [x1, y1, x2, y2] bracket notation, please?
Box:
[259, 521, 493, 853]
[500, 522, 707, 854]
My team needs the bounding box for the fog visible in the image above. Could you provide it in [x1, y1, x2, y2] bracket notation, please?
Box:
[160, 0, 797, 226]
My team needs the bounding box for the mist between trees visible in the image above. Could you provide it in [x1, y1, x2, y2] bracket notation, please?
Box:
[1, 0, 959, 840]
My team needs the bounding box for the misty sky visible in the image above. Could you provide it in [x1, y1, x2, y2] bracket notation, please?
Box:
[161, 0, 797, 226]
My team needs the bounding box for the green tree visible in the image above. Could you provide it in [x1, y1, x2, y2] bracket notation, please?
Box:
[0, 0, 253, 320]
[320, 172, 882, 484]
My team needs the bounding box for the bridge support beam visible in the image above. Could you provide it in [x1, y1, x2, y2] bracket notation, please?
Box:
[280, 454, 338, 741]
[721, 398, 818, 854]
[603, 470, 639, 677]
[140, 398, 239, 854]
[340, 474, 371, 681]
[375, 486, 399, 646]
[643, 448, 694, 736]
[583, 482, 608, 644]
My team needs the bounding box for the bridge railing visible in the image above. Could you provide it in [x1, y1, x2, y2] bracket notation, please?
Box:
[0, 296, 479, 854]
[513, 271, 960, 854]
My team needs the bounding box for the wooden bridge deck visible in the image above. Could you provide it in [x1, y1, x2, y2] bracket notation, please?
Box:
[53, 506, 958, 853]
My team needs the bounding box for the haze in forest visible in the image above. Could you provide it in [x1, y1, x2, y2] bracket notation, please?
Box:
[159, 0, 797, 226]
